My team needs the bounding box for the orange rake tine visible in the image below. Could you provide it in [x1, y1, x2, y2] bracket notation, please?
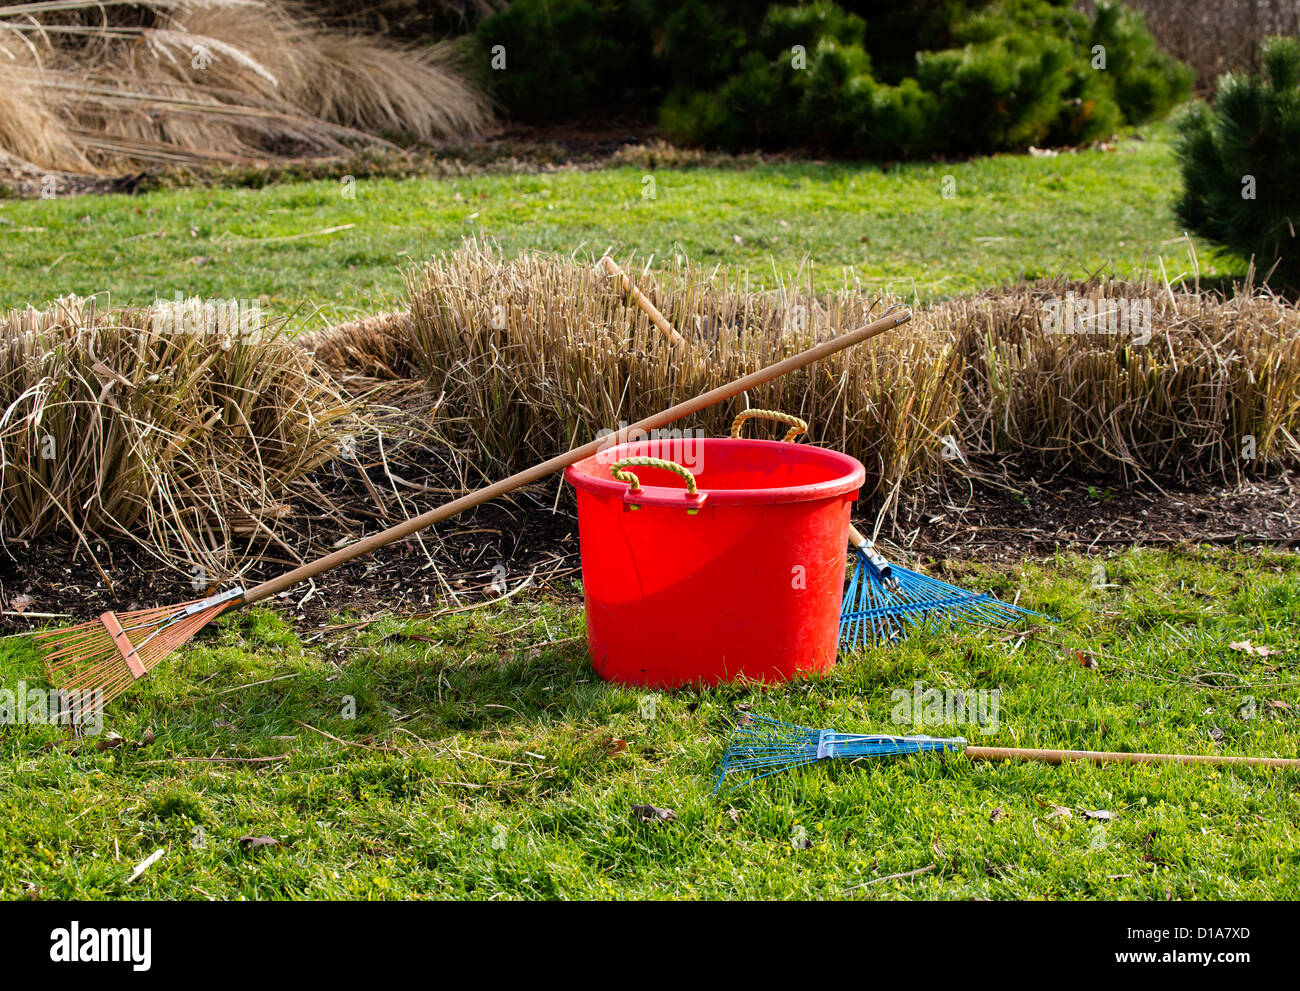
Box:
[35, 590, 245, 701]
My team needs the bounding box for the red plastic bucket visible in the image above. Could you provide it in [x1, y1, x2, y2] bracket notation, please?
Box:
[565, 434, 865, 687]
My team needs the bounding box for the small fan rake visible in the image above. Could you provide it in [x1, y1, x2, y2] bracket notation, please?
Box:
[840, 525, 1046, 648]
[716, 713, 1300, 791]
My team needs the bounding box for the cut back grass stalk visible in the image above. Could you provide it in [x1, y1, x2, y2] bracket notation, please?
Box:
[312, 242, 1300, 515]
[0, 295, 355, 577]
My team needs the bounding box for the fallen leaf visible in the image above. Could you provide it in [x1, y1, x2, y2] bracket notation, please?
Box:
[238, 835, 280, 851]
[130, 729, 155, 750]
[726, 808, 741, 824]
[630, 804, 676, 824]
[1080, 809, 1117, 821]
[1227, 639, 1279, 657]
[1208, 727, 1224, 743]
[989, 807, 1007, 823]
[7, 593, 34, 613]
[95, 730, 124, 752]
[1073, 649, 1098, 669]
[1046, 805, 1072, 820]
[602, 737, 627, 755]
[1266, 700, 1293, 713]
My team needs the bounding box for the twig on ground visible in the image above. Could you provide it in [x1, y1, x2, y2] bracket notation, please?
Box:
[846, 864, 937, 891]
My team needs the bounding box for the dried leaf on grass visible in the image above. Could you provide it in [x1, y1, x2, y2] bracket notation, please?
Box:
[630, 804, 676, 824]
[238, 835, 280, 851]
[1230, 639, 1284, 657]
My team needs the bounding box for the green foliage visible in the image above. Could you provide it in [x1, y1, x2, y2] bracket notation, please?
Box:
[655, 0, 762, 92]
[916, 36, 1082, 154]
[1174, 36, 1300, 287]
[474, 0, 656, 118]
[479, 1, 1190, 159]
[1088, 2, 1193, 124]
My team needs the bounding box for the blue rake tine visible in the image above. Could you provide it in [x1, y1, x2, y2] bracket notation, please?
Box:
[839, 529, 1050, 650]
[716, 714, 967, 792]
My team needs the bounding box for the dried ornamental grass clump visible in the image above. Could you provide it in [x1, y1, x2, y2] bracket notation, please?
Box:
[402, 242, 960, 513]
[385, 245, 1300, 503]
[0, 0, 494, 175]
[0, 296, 355, 576]
[956, 281, 1300, 485]
[308, 311, 419, 382]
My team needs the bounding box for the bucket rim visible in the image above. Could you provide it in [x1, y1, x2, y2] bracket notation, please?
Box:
[565, 437, 865, 506]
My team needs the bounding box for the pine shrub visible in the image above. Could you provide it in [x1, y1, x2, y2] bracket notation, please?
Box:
[1174, 36, 1300, 287]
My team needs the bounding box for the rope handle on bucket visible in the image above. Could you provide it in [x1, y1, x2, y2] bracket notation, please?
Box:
[729, 409, 808, 442]
[609, 456, 699, 495]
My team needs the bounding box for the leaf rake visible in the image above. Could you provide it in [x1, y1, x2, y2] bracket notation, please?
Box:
[839, 524, 1047, 649]
[716, 713, 1300, 792]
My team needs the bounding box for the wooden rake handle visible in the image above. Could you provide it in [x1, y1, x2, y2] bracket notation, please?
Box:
[964, 746, 1300, 770]
[600, 255, 685, 346]
[242, 307, 912, 604]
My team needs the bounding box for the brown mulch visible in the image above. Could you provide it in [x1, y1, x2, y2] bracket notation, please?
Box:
[0, 449, 580, 634]
[890, 470, 1298, 565]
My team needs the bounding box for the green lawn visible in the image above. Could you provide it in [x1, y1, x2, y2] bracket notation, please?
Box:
[3, 549, 1297, 899]
[0, 123, 1237, 327]
[3, 124, 1294, 901]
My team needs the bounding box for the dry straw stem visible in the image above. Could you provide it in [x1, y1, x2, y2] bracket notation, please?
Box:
[0, 0, 494, 174]
[314, 242, 1300, 515]
[309, 311, 419, 381]
[400, 241, 958, 518]
[0, 295, 355, 578]
[957, 279, 1300, 486]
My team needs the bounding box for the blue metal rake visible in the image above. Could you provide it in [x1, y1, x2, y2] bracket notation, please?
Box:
[715, 713, 965, 791]
[839, 524, 1048, 649]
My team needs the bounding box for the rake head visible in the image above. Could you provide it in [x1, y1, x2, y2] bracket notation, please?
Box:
[839, 537, 1047, 649]
[716, 713, 965, 791]
[34, 589, 243, 704]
